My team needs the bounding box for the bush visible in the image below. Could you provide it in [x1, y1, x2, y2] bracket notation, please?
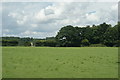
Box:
[81, 39, 90, 47]
[2, 40, 18, 46]
[24, 42, 31, 46]
[35, 40, 57, 47]
[103, 40, 115, 47]
[35, 40, 45, 46]
[89, 44, 106, 47]
[113, 40, 120, 47]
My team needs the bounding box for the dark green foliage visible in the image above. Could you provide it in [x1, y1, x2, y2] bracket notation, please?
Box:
[1, 22, 120, 47]
[114, 40, 120, 47]
[2, 37, 32, 46]
[103, 25, 118, 47]
[35, 40, 57, 47]
[89, 44, 106, 47]
[81, 39, 90, 47]
[55, 22, 119, 47]
[2, 40, 18, 46]
[18, 37, 33, 46]
[56, 25, 81, 47]
[24, 42, 31, 46]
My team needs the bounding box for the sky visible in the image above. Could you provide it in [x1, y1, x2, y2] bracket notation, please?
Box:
[2, 2, 118, 38]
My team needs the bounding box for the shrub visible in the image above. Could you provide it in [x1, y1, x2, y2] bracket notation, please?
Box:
[35, 40, 57, 47]
[113, 40, 120, 47]
[89, 44, 106, 47]
[2, 40, 18, 46]
[81, 39, 90, 47]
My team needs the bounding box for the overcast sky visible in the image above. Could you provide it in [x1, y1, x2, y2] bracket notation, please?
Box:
[2, 2, 118, 38]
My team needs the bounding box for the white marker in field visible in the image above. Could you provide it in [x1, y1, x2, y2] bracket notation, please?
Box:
[30, 42, 34, 47]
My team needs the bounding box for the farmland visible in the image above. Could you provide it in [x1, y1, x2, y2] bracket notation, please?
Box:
[2, 47, 118, 78]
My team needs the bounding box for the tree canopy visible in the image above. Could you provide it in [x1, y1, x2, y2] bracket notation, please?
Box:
[1, 22, 120, 47]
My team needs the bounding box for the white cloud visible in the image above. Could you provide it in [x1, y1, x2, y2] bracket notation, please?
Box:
[20, 30, 57, 38]
[35, 9, 46, 21]
[111, 4, 118, 11]
[8, 12, 28, 25]
[31, 24, 38, 28]
[2, 0, 119, 2]
[86, 13, 99, 22]
[21, 30, 37, 35]
[8, 12, 17, 18]
[34, 2, 66, 23]
[3, 2, 118, 38]
[17, 16, 27, 25]
[3, 29, 10, 33]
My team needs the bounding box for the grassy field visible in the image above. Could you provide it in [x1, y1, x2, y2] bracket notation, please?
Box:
[0, 47, 2, 79]
[2, 47, 118, 78]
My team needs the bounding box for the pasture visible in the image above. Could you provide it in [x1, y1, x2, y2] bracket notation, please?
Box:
[2, 47, 118, 78]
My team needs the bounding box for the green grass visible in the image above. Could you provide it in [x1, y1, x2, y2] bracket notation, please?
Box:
[2, 47, 118, 78]
[0, 47, 2, 79]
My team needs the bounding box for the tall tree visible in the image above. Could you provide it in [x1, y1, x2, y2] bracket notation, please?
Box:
[103, 25, 118, 46]
[56, 25, 81, 47]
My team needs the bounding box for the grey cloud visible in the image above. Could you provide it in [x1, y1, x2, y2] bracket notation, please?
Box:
[2, 2, 118, 38]
[118, 1, 120, 21]
[44, 9, 54, 15]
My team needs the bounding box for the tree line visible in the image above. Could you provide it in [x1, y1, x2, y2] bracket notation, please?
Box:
[1, 22, 120, 47]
